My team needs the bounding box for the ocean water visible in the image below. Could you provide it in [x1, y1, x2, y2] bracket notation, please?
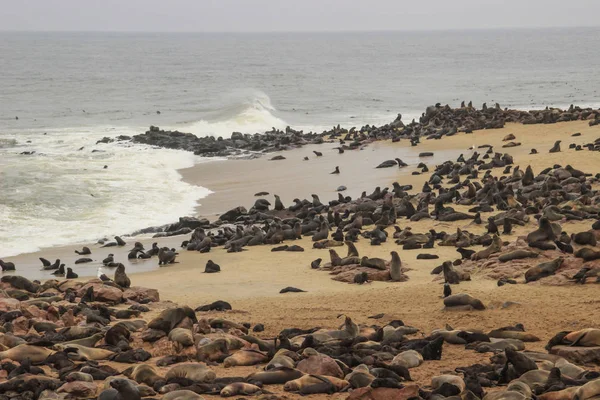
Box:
[1, 28, 599, 257]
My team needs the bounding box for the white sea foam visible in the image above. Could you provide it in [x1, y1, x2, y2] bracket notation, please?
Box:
[0, 126, 214, 257]
[181, 90, 289, 138]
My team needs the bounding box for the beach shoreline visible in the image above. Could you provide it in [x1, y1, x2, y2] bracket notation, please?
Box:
[2, 118, 600, 399]
[3, 119, 598, 283]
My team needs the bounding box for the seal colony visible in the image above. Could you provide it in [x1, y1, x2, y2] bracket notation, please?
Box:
[1, 105, 600, 399]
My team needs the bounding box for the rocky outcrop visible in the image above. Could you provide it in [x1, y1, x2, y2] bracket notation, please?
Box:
[129, 125, 325, 157]
[124, 105, 600, 158]
[549, 345, 600, 364]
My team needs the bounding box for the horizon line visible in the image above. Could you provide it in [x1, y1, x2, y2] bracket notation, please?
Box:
[0, 25, 598, 34]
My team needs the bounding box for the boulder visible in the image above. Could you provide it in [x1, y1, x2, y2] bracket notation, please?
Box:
[0, 297, 20, 312]
[219, 206, 248, 222]
[167, 217, 210, 232]
[57, 381, 97, 398]
[77, 282, 123, 303]
[347, 385, 420, 400]
[549, 345, 600, 365]
[123, 287, 160, 303]
[57, 280, 84, 293]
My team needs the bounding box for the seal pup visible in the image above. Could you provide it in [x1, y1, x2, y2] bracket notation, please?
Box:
[354, 272, 369, 284]
[205, 260, 220, 273]
[313, 151, 323, 157]
[52, 264, 66, 276]
[443, 283, 452, 298]
[330, 166, 340, 174]
[390, 251, 403, 281]
[280, 287, 306, 293]
[549, 141, 561, 153]
[66, 268, 78, 279]
[103, 254, 114, 265]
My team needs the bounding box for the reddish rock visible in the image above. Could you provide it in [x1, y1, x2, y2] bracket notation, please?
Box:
[347, 385, 420, 400]
[549, 345, 600, 365]
[297, 352, 344, 378]
[0, 298, 20, 312]
[123, 286, 160, 303]
[22, 305, 45, 319]
[57, 381, 97, 397]
[77, 283, 123, 303]
[57, 280, 84, 293]
[11, 316, 29, 334]
[61, 309, 77, 327]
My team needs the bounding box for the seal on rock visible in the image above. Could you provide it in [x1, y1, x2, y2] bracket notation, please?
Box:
[525, 257, 563, 283]
[114, 264, 131, 288]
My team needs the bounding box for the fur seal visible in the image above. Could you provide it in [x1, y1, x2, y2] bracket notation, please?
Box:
[169, 328, 194, 347]
[498, 250, 539, 262]
[159, 248, 178, 265]
[248, 367, 304, 385]
[114, 264, 131, 288]
[66, 268, 78, 279]
[391, 349, 423, 369]
[124, 364, 164, 387]
[575, 248, 600, 261]
[472, 235, 502, 260]
[74, 246, 91, 255]
[444, 293, 485, 310]
[0, 344, 54, 363]
[390, 251, 403, 281]
[443, 283, 452, 297]
[98, 378, 141, 400]
[39, 257, 51, 267]
[525, 257, 563, 283]
[75, 257, 93, 264]
[574, 379, 600, 400]
[220, 382, 262, 397]
[0, 260, 15, 271]
[195, 300, 231, 312]
[224, 349, 268, 367]
[165, 363, 216, 383]
[549, 140, 561, 153]
[204, 260, 220, 273]
[527, 217, 558, 243]
[196, 339, 229, 362]
[162, 390, 205, 400]
[56, 343, 114, 361]
[280, 287, 306, 293]
[572, 231, 597, 246]
[330, 166, 340, 174]
[284, 374, 348, 394]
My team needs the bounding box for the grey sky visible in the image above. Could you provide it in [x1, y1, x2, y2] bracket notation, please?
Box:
[2, 0, 599, 32]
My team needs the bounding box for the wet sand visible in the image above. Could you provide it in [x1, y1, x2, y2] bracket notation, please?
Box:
[3, 120, 600, 397]
[180, 141, 464, 220]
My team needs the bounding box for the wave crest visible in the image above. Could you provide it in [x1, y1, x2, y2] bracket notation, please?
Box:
[183, 90, 288, 138]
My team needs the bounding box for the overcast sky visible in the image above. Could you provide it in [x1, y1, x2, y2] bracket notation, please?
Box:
[2, 0, 599, 32]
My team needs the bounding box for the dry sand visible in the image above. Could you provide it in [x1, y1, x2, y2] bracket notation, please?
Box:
[3, 120, 600, 398]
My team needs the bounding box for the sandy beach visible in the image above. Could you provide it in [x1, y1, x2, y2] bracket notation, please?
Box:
[2, 119, 600, 399]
